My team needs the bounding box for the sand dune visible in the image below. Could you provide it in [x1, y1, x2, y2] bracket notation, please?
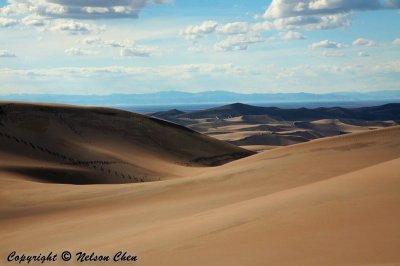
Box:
[295, 119, 366, 136]
[1, 103, 400, 266]
[152, 103, 399, 149]
[152, 103, 400, 150]
[229, 133, 309, 146]
[0, 102, 252, 184]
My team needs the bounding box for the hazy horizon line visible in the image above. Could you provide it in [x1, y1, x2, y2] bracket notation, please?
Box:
[1, 89, 400, 97]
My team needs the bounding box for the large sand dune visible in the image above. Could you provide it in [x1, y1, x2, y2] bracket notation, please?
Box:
[1, 103, 400, 265]
[0, 102, 252, 184]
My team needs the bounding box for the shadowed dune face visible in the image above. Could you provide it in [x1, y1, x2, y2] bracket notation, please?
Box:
[0, 125, 400, 265]
[0, 166, 99, 185]
[0, 102, 253, 184]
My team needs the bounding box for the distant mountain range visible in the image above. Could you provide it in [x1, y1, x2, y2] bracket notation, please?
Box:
[1, 90, 400, 107]
[152, 103, 400, 122]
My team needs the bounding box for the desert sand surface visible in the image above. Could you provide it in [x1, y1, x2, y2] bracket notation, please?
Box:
[1, 103, 400, 265]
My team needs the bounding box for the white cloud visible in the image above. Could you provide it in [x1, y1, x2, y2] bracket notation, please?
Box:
[178, 64, 245, 75]
[252, 13, 350, 32]
[182, 21, 256, 41]
[50, 20, 104, 34]
[182, 14, 348, 47]
[252, 21, 275, 32]
[21, 15, 47, 26]
[310, 40, 347, 49]
[81, 37, 132, 47]
[79, 36, 154, 57]
[81, 36, 103, 45]
[120, 46, 155, 57]
[263, 0, 400, 19]
[358, 52, 370, 57]
[0, 0, 172, 20]
[369, 61, 400, 73]
[181, 21, 268, 51]
[259, 0, 399, 32]
[393, 38, 400, 45]
[273, 13, 350, 31]
[0, 64, 249, 79]
[352, 38, 376, 47]
[64, 47, 98, 56]
[274, 61, 400, 81]
[1, 61, 399, 94]
[0, 17, 18, 27]
[214, 34, 264, 52]
[279, 30, 305, 40]
[322, 51, 345, 57]
[0, 49, 17, 57]
[216, 22, 250, 35]
[82, 7, 110, 14]
[181, 20, 218, 40]
[104, 39, 132, 48]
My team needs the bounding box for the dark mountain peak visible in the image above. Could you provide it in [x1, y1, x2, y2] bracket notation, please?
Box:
[180, 103, 272, 119]
[229, 102, 251, 108]
[212, 102, 252, 109]
[167, 109, 185, 114]
[371, 103, 400, 109]
[218, 103, 256, 112]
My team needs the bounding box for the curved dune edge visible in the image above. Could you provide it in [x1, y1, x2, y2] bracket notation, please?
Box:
[1, 126, 400, 265]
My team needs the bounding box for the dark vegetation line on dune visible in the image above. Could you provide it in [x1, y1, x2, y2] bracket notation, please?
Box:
[0, 126, 251, 183]
[0, 129, 152, 184]
[188, 152, 255, 167]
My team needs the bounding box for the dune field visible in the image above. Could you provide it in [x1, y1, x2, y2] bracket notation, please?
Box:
[152, 103, 400, 152]
[1, 102, 400, 265]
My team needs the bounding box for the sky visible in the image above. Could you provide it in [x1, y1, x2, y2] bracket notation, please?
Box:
[0, 0, 399, 95]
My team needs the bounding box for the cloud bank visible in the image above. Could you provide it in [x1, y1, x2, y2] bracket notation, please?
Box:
[263, 0, 400, 19]
[260, 0, 399, 31]
[0, 0, 171, 19]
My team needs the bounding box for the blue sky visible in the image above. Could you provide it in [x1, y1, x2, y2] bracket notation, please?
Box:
[0, 0, 399, 95]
